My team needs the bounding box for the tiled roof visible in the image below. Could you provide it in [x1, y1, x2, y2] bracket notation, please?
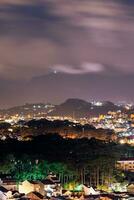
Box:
[0, 186, 8, 193]
[27, 191, 44, 199]
[119, 157, 134, 161]
[41, 179, 55, 185]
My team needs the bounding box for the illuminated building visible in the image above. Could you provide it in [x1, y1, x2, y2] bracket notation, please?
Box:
[117, 158, 134, 172]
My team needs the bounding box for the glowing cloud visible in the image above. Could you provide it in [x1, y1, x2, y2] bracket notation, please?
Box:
[52, 63, 104, 74]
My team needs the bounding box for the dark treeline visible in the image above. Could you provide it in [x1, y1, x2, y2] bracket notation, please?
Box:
[0, 134, 133, 187]
[0, 133, 129, 161]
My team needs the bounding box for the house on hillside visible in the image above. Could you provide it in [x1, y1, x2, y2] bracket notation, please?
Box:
[0, 185, 12, 199]
[117, 158, 134, 172]
[47, 174, 60, 184]
[127, 183, 134, 194]
[41, 174, 61, 197]
[19, 180, 44, 195]
[12, 191, 25, 199]
[0, 174, 17, 191]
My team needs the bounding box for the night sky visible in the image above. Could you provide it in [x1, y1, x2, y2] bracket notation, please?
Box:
[0, 0, 134, 108]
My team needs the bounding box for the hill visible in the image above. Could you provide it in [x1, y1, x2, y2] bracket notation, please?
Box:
[49, 98, 124, 118]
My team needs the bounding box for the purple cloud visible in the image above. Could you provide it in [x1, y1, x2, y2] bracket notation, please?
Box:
[0, 0, 133, 107]
[0, 0, 133, 80]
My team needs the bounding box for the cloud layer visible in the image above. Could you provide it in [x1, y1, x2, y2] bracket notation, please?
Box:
[0, 0, 134, 107]
[0, 0, 133, 79]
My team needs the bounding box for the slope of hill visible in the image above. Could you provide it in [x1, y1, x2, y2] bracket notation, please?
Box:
[0, 103, 55, 116]
[49, 99, 124, 118]
[0, 98, 126, 118]
[48, 98, 91, 118]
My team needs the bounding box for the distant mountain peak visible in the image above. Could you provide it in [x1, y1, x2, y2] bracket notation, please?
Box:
[63, 98, 89, 105]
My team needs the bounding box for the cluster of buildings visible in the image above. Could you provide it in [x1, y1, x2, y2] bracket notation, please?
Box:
[1, 101, 134, 144]
[86, 111, 134, 145]
[45, 110, 134, 145]
[0, 174, 62, 199]
[0, 103, 55, 123]
[117, 158, 134, 172]
[0, 173, 134, 200]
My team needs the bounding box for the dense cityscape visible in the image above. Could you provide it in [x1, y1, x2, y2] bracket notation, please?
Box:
[0, 99, 134, 200]
[0, 99, 134, 145]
